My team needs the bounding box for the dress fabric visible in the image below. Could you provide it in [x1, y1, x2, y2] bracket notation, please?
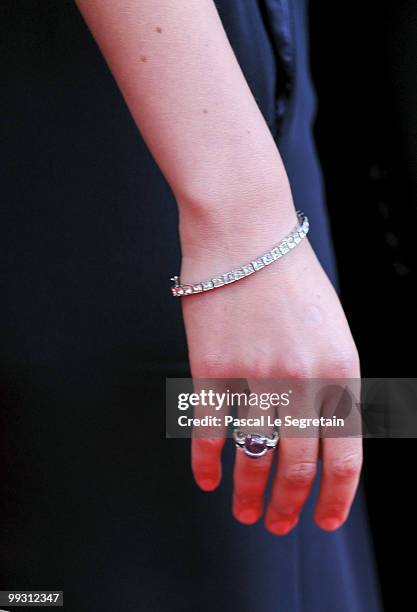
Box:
[0, 0, 382, 610]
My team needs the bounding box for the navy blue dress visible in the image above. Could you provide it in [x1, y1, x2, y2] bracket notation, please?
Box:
[0, 0, 382, 610]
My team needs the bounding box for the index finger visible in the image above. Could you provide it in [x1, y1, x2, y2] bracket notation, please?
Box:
[191, 378, 236, 491]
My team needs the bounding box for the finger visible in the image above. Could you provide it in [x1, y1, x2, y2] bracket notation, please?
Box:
[192, 437, 225, 491]
[265, 437, 319, 535]
[314, 436, 362, 531]
[264, 377, 320, 535]
[191, 377, 232, 492]
[231, 379, 278, 524]
[314, 378, 363, 530]
[232, 444, 274, 525]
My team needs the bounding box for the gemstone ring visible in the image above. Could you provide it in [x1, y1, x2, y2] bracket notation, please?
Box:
[233, 429, 279, 459]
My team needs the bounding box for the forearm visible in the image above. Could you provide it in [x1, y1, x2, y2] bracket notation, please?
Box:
[76, 0, 296, 262]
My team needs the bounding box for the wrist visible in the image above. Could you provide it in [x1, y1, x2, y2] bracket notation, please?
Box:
[173, 210, 309, 297]
[177, 177, 298, 263]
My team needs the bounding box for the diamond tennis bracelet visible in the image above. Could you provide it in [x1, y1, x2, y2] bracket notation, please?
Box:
[170, 209, 309, 297]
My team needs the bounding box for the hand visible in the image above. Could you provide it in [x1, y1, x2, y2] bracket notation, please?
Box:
[180, 205, 362, 535]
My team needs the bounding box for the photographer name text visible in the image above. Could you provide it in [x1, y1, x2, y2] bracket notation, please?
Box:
[178, 415, 345, 429]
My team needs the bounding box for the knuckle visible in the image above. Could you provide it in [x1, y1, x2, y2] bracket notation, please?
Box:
[242, 455, 272, 478]
[192, 354, 234, 377]
[234, 494, 261, 507]
[328, 454, 362, 482]
[278, 355, 312, 380]
[194, 438, 223, 454]
[269, 507, 299, 521]
[319, 501, 347, 520]
[281, 461, 317, 487]
[249, 358, 277, 379]
[329, 349, 361, 378]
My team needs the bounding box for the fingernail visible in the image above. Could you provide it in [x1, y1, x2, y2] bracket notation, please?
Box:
[319, 517, 341, 531]
[199, 479, 218, 491]
[235, 508, 260, 525]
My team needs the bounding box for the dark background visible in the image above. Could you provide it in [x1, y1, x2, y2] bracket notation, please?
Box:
[0, 1, 414, 609]
[310, 1, 417, 609]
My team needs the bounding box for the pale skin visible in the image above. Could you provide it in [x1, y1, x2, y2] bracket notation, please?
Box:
[76, 0, 362, 534]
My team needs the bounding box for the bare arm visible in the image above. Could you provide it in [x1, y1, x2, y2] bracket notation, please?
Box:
[75, 0, 295, 256]
[76, 0, 362, 536]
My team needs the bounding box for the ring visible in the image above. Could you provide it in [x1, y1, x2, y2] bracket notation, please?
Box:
[233, 429, 279, 459]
